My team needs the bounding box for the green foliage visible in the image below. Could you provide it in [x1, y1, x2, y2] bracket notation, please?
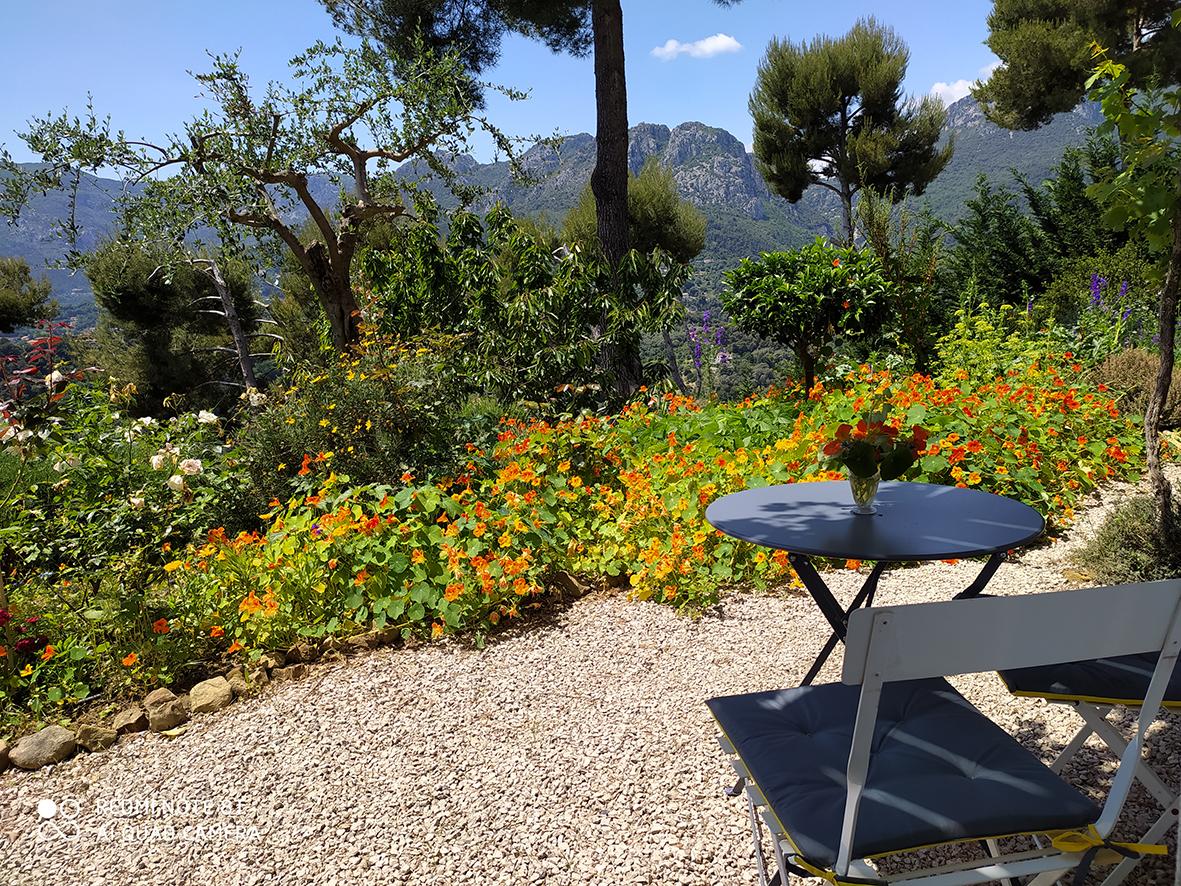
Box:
[0, 339, 1151, 720]
[749, 16, 952, 241]
[320, 0, 593, 77]
[563, 158, 706, 263]
[722, 238, 892, 391]
[82, 239, 258, 414]
[232, 330, 470, 504]
[361, 201, 689, 408]
[1019, 138, 1127, 264]
[1076, 494, 1181, 584]
[0, 258, 56, 333]
[948, 175, 1051, 306]
[1087, 54, 1181, 261]
[0, 378, 241, 718]
[976, 0, 1181, 130]
[1087, 36, 1181, 541]
[935, 301, 1057, 387]
[856, 188, 950, 370]
[1095, 348, 1181, 429]
[1041, 242, 1156, 327]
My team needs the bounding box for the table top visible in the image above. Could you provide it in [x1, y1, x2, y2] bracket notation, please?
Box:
[705, 481, 1045, 561]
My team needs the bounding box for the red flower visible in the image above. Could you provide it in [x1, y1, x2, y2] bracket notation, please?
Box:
[152, 618, 170, 634]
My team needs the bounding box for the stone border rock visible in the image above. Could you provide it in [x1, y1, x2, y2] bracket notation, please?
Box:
[0, 625, 406, 774]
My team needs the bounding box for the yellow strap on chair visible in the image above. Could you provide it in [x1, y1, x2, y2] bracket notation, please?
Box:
[1050, 825, 1167, 858]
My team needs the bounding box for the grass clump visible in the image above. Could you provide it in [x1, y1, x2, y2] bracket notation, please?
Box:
[1076, 494, 1181, 584]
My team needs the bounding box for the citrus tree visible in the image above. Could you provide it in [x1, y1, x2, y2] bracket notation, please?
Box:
[722, 238, 892, 392]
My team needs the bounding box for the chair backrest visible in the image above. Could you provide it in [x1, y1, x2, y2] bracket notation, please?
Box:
[831, 580, 1181, 876]
[843, 579, 1181, 685]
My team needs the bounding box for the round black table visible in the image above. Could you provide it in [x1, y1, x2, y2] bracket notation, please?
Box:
[706, 481, 1045, 683]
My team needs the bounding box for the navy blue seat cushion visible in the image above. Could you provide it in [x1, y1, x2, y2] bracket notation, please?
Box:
[707, 678, 1098, 868]
[1000, 652, 1181, 707]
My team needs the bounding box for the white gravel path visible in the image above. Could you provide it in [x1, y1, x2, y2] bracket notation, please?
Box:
[2, 468, 1179, 886]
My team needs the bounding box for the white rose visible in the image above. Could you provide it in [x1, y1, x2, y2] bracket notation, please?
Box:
[243, 387, 267, 407]
[178, 458, 203, 476]
[197, 410, 218, 425]
[128, 495, 145, 509]
[136, 416, 157, 428]
[166, 474, 186, 493]
[150, 453, 169, 471]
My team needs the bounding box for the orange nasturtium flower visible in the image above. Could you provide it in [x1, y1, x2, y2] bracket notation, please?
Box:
[122, 652, 138, 667]
[152, 618, 170, 634]
[40, 644, 56, 661]
[227, 640, 244, 655]
[0, 645, 7, 657]
[209, 625, 225, 638]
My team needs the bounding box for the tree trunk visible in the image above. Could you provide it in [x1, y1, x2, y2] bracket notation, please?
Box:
[591, 0, 629, 268]
[798, 347, 816, 394]
[1145, 206, 1181, 543]
[839, 185, 856, 245]
[590, 0, 639, 401]
[206, 261, 257, 390]
[661, 327, 688, 394]
[306, 241, 361, 351]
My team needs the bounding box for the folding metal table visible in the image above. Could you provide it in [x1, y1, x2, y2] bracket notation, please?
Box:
[705, 480, 1045, 685]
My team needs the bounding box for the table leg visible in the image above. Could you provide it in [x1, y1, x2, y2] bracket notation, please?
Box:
[954, 552, 1007, 599]
[790, 554, 887, 686]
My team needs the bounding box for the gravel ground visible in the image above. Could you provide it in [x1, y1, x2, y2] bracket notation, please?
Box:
[2, 468, 1179, 886]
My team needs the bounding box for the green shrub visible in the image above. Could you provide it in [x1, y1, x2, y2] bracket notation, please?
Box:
[1076, 495, 1181, 584]
[1093, 348, 1181, 428]
[231, 329, 471, 503]
[1040, 242, 1155, 328]
[722, 238, 892, 392]
[934, 300, 1056, 387]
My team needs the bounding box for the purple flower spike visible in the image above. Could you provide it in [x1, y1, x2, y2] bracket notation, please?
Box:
[1090, 272, 1106, 307]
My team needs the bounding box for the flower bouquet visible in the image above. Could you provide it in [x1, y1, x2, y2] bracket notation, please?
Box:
[823, 419, 928, 513]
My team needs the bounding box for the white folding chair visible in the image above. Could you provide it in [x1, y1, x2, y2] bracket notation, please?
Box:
[998, 645, 1181, 885]
[708, 579, 1181, 886]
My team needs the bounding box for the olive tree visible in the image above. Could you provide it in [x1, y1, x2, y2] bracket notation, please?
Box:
[1, 40, 524, 351]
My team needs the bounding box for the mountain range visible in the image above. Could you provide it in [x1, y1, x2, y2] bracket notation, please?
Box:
[0, 96, 1103, 330]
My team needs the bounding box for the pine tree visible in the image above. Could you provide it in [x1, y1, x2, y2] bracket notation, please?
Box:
[749, 17, 952, 244]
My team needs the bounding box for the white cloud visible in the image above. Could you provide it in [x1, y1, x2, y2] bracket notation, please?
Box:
[931, 78, 974, 106]
[929, 60, 1003, 107]
[651, 33, 742, 62]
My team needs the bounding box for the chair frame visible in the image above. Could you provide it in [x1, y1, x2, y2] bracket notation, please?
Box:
[717, 579, 1181, 886]
[1014, 692, 1181, 885]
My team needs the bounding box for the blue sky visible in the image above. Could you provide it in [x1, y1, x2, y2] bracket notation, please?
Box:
[1, 0, 998, 163]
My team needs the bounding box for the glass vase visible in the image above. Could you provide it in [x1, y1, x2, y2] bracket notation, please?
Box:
[849, 469, 881, 515]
